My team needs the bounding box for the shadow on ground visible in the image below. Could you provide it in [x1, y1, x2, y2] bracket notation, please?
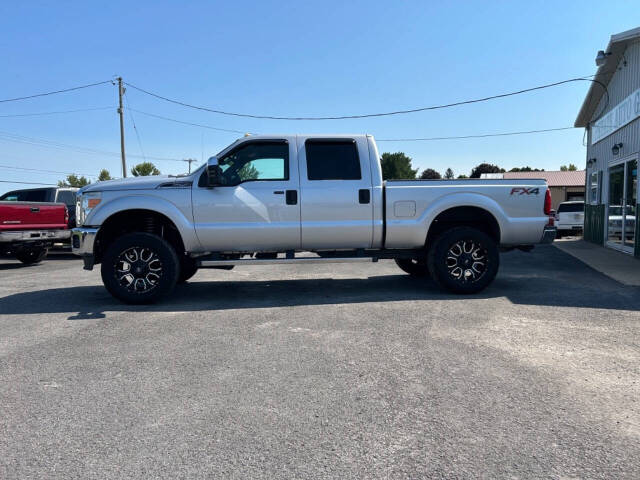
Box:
[0, 246, 638, 319]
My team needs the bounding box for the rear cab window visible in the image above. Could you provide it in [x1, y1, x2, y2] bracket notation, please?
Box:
[557, 203, 584, 213]
[305, 139, 361, 180]
[0, 189, 50, 202]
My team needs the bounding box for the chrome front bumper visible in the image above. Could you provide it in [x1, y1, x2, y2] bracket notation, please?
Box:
[540, 226, 557, 244]
[71, 227, 99, 269]
[0, 229, 71, 242]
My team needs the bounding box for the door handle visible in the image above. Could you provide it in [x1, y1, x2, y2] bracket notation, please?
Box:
[286, 190, 297, 205]
[358, 189, 370, 204]
[30, 207, 40, 213]
[273, 190, 284, 194]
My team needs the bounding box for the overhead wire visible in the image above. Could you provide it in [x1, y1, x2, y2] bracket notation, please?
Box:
[0, 164, 95, 177]
[123, 92, 147, 162]
[0, 130, 184, 162]
[0, 80, 113, 104]
[377, 126, 576, 142]
[129, 108, 248, 134]
[0, 106, 116, 118]
[0, 180, 57, 186]
[124, 75, 609, 121]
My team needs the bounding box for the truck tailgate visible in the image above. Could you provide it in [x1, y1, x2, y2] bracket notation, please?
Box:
[0, 201, 68, 231]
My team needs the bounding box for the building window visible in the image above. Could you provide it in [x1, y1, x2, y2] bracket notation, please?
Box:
[590, 171, 599, 204]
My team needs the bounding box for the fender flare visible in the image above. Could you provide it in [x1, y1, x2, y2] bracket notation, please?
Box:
[87, 195, 201, 251]
[418, 192, 508, 242]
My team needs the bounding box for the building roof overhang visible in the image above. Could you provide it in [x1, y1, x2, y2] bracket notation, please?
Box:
[575, 26, 640, 128]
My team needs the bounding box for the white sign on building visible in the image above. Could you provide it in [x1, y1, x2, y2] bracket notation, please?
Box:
[591, 87, 640, 144]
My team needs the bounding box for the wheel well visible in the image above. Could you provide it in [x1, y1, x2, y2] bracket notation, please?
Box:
[94, 209, 185, 264]
[426, 206, 500, 248]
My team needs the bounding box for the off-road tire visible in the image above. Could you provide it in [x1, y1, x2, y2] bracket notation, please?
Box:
[427, 226, 499, 294]
[16, 248, 48, 264]
[101, 232, 179, 304]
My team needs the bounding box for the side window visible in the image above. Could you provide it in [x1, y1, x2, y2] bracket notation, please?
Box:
[56, 190, 76, 207]
[305, 140, 361, 180]
[217, 142, 288, 186]
[590, 172, 598, 204]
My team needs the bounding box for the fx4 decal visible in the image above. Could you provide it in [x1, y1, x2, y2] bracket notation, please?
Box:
[510, 187, 540, 195]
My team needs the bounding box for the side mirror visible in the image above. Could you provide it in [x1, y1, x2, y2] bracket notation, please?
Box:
[206, 156, 220, 187]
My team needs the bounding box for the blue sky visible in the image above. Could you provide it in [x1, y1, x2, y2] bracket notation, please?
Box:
[0, 1, 638, 192]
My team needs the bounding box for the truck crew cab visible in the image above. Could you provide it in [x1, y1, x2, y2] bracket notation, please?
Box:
[71, 134, 555, 304]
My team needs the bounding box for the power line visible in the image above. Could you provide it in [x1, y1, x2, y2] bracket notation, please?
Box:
[0, 80, 113, 104]
[123, 92, 146, 162]
[0, 130, 184, 162]
[0, 180, 57, 186]
[0, 164, 95, 177]
[377, 126, 576, 142]
[130, 108, 247, 134]
[124, 75, 608, 121]
[0, 106, 115, 118]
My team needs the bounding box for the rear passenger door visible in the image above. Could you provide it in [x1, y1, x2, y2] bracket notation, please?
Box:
[297, 136, 373, 249]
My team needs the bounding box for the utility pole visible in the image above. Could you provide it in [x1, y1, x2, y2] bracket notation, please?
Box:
[183, 158, 196, 173]
[117, 77, 127, 178]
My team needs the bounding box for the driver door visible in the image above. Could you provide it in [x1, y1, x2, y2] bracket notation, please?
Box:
[192, 138, 301, 252]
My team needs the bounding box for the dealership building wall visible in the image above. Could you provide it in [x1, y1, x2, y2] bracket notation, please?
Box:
[575, 27, 640, 258]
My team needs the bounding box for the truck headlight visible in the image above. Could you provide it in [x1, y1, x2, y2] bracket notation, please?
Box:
[77, 192, 102, 226]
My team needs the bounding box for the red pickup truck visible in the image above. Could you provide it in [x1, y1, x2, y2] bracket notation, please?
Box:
[0, 201, 70, 264]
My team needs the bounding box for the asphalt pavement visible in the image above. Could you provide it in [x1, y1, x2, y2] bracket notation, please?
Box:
[1, 246, 639, 479]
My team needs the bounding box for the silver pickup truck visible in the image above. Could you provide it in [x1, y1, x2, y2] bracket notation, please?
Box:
[72, 134, 555, 303]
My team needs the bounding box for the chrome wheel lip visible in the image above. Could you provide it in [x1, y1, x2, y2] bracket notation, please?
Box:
[446, 239, 487, 283]
[115, 246, 163, 294]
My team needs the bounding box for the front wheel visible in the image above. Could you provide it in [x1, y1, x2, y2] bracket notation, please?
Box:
[427, 227, 499, 294]
[16, 248, 48, 264]
[101, 232, 179, 304]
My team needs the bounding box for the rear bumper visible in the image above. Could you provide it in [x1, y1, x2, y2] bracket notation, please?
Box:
[557, 225, 583, 231]
[0, 229, 70, 243]
[540, 226, 557, 244]
[71, 227, 99, 270]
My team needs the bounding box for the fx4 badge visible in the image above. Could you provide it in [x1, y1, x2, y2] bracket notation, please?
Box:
[510, 187, 540, 195]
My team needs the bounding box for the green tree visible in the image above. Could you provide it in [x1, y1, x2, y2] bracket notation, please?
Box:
[444, 168, 454, 179]
[560, 163, 578, 171]
[380, 152, 418, 180]
[420, 168, 441, 179]
[238, 163, 259, 181]
[509, 166, 544, 172]
[58, 174, 90, 187]
[457, 174, 468, 179]
[131, 162, 161, 176]
[98, 169, 113, 181]
[470, 163, 505, 178]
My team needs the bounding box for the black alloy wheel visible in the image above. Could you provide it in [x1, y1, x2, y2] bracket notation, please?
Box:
[101, 232, 179, 304]
[428, 226, 499, 294]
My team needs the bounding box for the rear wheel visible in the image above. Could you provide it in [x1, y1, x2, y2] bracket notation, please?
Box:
[16, 248, 48, 264]
[395, 258, 429, 277]
[427, 226, 499, 294]
[101, 232, 179, 304]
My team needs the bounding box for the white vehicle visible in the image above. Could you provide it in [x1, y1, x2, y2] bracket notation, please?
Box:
[555, 201, 584, 238]
[71, 134, 556, 303]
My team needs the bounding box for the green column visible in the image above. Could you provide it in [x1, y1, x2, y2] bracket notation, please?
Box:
[584, 204, 605, 245]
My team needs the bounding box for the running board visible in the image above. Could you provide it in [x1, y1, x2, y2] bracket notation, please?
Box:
[198, 256, 377, 267]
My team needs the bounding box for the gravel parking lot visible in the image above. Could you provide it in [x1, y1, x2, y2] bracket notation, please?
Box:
[1, 246, 639, 479]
